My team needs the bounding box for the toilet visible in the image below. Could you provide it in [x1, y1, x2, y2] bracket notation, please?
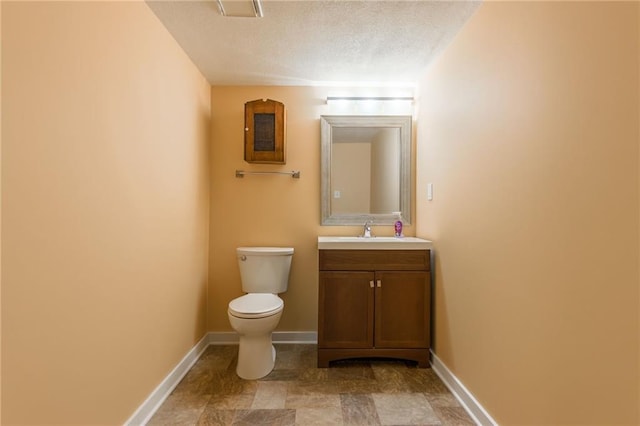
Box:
[227, 246, 294, 380]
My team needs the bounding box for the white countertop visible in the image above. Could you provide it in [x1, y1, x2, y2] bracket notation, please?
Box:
[318, 236, 432, 250]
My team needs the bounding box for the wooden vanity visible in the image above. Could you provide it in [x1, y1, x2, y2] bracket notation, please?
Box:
[317, 237, 432, 367]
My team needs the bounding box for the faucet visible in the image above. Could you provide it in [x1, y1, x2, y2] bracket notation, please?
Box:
[362, 219, 373, 238]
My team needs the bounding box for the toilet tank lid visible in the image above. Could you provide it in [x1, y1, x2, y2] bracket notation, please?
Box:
[237, 247, 294, 256]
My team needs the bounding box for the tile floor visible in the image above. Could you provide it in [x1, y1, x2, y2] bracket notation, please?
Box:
[148, 344, 475, 425]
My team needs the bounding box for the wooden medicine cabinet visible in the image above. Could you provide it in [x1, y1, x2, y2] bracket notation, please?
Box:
[244, 99, 286, 164]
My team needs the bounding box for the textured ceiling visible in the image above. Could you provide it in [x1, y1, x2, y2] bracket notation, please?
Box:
[146, 0, 480, 86]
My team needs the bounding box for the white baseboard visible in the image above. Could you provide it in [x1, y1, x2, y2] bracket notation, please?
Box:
[124, 334, 211, 426]
[273, 331, 317, 343]
[208, 331, 238, 344]
[207, 331, 317, 344]
[125, 332, 317, 425]
[430, 351, 498, 426]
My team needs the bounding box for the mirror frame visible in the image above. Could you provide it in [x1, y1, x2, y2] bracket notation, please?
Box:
[320, 115, 412, 226]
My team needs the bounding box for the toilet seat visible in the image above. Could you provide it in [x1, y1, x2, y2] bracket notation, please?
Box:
[228, 293, 283, 319]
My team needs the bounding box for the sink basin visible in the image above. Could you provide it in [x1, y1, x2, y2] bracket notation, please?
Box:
[318, 236, 432, 250]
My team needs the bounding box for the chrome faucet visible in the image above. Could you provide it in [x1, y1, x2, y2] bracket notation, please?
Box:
[362, 220, 373, 238]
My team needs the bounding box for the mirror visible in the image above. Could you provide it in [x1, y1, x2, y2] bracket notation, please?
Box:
[321, 115, 412, 225]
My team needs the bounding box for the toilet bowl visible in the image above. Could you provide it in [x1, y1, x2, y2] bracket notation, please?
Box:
[227, 247, 293, 380]
[228, 294, 283, 380]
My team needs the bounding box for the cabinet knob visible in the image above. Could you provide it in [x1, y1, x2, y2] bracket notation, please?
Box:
[369, 281, 374, 288]
[377, 280, 382, 287]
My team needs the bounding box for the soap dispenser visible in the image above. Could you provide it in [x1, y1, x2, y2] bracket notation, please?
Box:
[393, 212, 403, 238]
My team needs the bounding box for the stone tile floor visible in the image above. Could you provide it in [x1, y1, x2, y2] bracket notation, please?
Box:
[148, 344, 475, 425]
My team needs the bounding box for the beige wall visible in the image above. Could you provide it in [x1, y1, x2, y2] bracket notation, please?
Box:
[208, 86, 415, 333]
[417, 2, 639, 424]
[2, 2, 210, 424]
[209, 86, 322, 333]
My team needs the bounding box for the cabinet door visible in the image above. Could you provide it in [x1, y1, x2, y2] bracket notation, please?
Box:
[318, 271, 374, 349]
[374, 271, 430, 348]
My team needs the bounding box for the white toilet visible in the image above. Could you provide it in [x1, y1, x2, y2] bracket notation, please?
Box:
[227, 246, 294, 380]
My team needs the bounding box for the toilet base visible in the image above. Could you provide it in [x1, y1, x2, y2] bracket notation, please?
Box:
[228, 305, 283, 380]
[236, 336, 276, 380]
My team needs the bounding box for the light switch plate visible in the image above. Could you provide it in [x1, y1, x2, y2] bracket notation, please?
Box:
[427, 183, 433, 201]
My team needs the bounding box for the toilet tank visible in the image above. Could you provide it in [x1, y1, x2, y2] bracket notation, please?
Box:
[237, 247, 294, 293]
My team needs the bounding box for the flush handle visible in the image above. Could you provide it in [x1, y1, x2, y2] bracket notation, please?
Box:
[240, 255, 247, 261]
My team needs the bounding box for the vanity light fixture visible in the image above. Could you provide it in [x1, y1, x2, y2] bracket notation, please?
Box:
[326, 96, 414, 102]
[325, 96, 415, 116]
[216, 0, 264, 18]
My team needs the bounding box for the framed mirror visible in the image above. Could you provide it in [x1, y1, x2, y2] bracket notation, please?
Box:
[321, 115, 412, 225]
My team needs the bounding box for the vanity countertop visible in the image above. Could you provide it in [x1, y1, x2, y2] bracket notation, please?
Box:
[317, 236, 432, 250]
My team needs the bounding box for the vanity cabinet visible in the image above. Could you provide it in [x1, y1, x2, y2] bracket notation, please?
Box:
[318, 249, 431, 367]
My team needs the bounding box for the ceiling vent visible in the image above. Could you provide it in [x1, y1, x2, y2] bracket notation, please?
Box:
[216, 0, 263, 18]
